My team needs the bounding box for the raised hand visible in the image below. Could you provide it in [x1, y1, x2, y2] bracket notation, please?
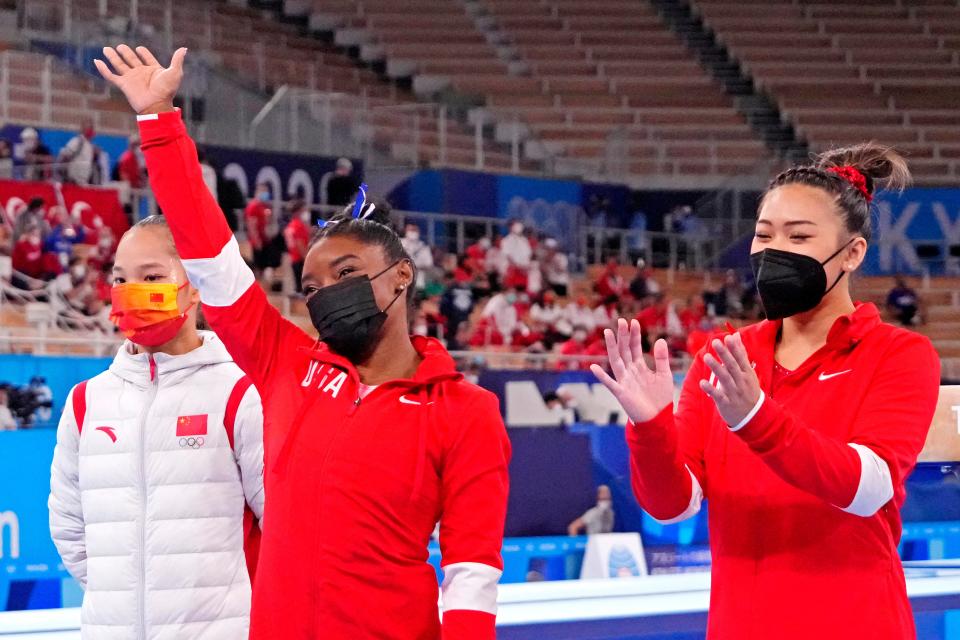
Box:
[590, 318, 674, 424]
[94, 45, 186, 115]
[699, 333, 762, 427]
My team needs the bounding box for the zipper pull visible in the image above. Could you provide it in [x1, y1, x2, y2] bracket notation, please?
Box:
[148, 355, 157, 383]
[348, 396, 361, 416]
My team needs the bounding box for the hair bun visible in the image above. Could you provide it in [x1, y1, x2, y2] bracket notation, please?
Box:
[814, 142, 912, 196]
[338, 198, 394, 228]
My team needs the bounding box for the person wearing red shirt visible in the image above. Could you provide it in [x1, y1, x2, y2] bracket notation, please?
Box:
[97, 45, 511, 640]
[117, 135, 143, 188]
[244, 182, 274, 276]
[12, 226, 45, 283]
[678, 294, 706, 333]
[595, 257, 625, 299]
[283, 200, 311, 292]
[635, 293, 668, 348]
[592, 145, 939, 639]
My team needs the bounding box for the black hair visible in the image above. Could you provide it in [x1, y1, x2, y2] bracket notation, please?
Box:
[310, 199, 416, 305]
[128, 215, 207, 329]
[762, 143, 911, 244]
[131, 214, 175, 245]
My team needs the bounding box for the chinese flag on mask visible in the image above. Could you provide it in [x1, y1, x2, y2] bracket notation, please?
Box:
[176, 414, 208, 437]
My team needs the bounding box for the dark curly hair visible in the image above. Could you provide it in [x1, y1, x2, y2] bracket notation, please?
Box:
[309, 198, 416, 305]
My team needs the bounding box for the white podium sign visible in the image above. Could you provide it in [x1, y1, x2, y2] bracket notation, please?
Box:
[579, 532, 648, 579]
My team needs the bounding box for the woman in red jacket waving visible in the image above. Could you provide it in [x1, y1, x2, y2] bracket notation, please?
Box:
[95, 45, 511, 640]
[593, 144, 940, 639]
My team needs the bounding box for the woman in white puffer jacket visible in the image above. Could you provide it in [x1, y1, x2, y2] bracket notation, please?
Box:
[49, 215, 265, 640]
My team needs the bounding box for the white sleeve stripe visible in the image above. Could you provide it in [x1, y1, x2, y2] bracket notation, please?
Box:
[136, 113, 159, 121]
[730, 391, 765, 432]
[651, 466, 704, 525]
[440, 561, 500, 615]
[841, 443, 894, 517]
[181, 235, 257, 308]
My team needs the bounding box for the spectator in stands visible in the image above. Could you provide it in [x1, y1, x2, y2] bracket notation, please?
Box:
[59, 120, 102, 185]
[636, 293, 668, 348]
[117, 134, 143, 189]
[95, 262, 113, 305]
[0, 139, 12, 180]
[484, 235, 505, 291]
[679, 294, 707, 333]
[501, 220, 532, 289]
[567, 485, 615, 536]
[886, 277, 920, 326]
[629, 259, 661, 301]
[541, 238, 570, 297]
[593, 296, 621, 331]
[466, 236, 490, 273]
[543, 390, 577, 426]
[11, 224, 45, 287]
[49, 257, 96, 328]
[556, 325, 591, 370]
[283, 199, 311, 292]
[400, 222, 434, 290]
[480, 287, 521, 345]
[12, 197, 48, 242]
[245, 182, 279, 281]
[595, 257, 625, 298]
[19, 127, 53, 181]
[440, 272, 475, 351]
[85, 221, 116, 273]
[325, 157, 360, 207]
[588, 194, 612, 228]
[0, 388, 16, 431]
[44, 207, 85, 276]
[530, 290, 565, 346]
[563, 296, 596, 334]
[198, 148, 218, 202]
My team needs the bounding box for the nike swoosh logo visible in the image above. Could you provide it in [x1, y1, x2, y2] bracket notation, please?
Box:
[95, 426, 118, 443]
[818, 369, 852, 381]
[399, 395, 434, 406]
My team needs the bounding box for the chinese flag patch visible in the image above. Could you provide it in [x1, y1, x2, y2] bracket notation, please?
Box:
[176, 414, 208, 436]
[150, 292, 165, 304]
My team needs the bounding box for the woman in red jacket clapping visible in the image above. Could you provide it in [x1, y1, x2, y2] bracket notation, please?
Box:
[593, 144, 940, 640]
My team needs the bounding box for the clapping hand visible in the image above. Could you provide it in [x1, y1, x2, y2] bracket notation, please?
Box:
[590, 318, 674, 424]
[698, 333, 762, 428]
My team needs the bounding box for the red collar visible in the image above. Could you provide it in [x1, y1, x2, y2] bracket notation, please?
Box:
[299, 335, 462, 389]
[749, 302, 881, 353]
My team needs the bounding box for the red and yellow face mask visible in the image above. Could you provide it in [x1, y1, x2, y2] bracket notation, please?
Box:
[109, 282, 193, 347]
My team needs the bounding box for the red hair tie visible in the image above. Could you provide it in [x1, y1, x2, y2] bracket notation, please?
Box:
[828, 166, 872, 202]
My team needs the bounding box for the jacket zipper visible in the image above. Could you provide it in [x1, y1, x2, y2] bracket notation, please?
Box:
[137, 355, 159, 640]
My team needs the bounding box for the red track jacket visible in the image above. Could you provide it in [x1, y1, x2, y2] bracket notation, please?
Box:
[138, 110, 511, 640]
[629, 303, 940, 639]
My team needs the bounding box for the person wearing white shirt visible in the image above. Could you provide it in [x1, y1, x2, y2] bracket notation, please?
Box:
[400, 223, 435, 290]
[500, 220, 532, 274]
[564, 297, 596, 333]
[482, 290, 520, 343]
[541, 238, 570, 296]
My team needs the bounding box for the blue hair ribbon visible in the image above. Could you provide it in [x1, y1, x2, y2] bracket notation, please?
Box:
[351, 183, 369, 219]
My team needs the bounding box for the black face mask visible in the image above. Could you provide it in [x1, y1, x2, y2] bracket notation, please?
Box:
[749, 239, 853, 320]
[306, 261, 404, 362]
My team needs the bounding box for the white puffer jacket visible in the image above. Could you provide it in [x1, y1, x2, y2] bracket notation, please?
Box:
[49, 332, 264, 640]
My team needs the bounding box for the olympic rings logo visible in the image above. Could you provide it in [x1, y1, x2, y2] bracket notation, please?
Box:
[179, 436, 205, 449]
